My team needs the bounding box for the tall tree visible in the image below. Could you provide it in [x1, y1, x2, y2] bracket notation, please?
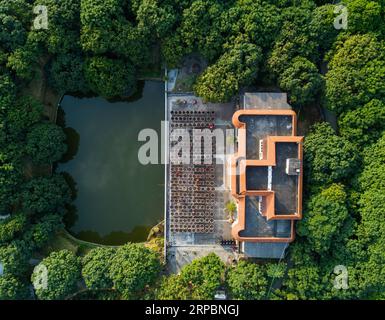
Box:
[338, 99, 385, 149]
[48, 53, 88, 94]
[0, 73, 16, 112]
[82, 247, 116, 290]
[279, 57, 323, 107]
[180, 0, 226, 62]
[194, 41, 262, 102]
[0, 12, 26, 52]
[31, 0, 81, 54]
[135, 0, 176, 40]
[0, 214, 28, 244]
[0, 274, 29, 300]
[227, 260, 268, 300]
[84, 56, 136, 98]
[20, 174, 71, 214]
[109, 243, 161, 299]
[80, 0, 150, 65]
[344, 0, 384, 35]
[0, 149, 22, 213]
[220, 0, 281, 50]
[268, 4, 318, 76]
[325, 34, 385, 114]
[22, 214, 63, 250]
[297, 184, 351, 255]
[31, 250, 81, 300]
[304, 122, 359, 187]
[157, 253, 225, 300]
[0, 241, 30, 276]
[26, 122, 67, 165]
[6, 96, 43, 139]
[309, 4, 339, 54]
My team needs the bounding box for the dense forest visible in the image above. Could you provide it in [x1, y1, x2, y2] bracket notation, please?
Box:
[1, 0, 385, 300]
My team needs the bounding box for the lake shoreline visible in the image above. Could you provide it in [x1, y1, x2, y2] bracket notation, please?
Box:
[57, 81, 165, 245]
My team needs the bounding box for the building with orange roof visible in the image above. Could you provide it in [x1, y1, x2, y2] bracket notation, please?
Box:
[230, 93, 304, 258]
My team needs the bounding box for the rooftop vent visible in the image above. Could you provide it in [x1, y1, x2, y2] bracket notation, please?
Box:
[286, 158, 301, 176]
[259, 139, 264, 160]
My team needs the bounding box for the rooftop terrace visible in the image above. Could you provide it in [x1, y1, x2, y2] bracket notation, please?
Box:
[231, 105, 303, 245]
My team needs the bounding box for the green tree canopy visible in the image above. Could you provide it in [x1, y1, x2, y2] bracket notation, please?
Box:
[160, 33, 186, 68]
[157, 253, 225, 300]
[180, 0, 226, 62]
[0, 214, 28, 244]
[325, 34, 385, 114]
[109, 243, 160, 299]
[304, 122, 359, 187]
[309, 4, 339, 54]
[338, 99, 385, 149]
[297, 184, 350, 254]
[31, 0, 81, 54]
[84, 56, 136, 98]
[220, 0, 280, 50]
[194, 41, 262, 102]
[135, 0, 176, 40]
[26, 122, 67, 165]
[359, 133, 385, 194]
[0, 241, 30, 276]
[268, 5, 318, 76]
[48, 53, 89, 94]
[80, 0, 130, 54]
[6, 42, 39, 80]
[0, 150, 23, 213]
[32, 249, 81, 300]
[344, 0, 384, 35]
[0, 73, 16, 111]
[357, 190, 385, 245]
[81, 0, 149, 64]
[82, 247, 116, 290]
[227, 260, 268, 300]
[266, 262, 287, 279]
[20, 174, 71, 214]
[0, 12, 26, 52]
[0, 0, 32, 25]
[343, 134, 385, 298]
[22, 214, 63, 250]
[279, 264, 329, 300]
[6, 96, 43, 139]
[156, 274, 191, 300]
[0, 274, 29, 300]
[279, 57, 323, 107]
[344, 134, 385, 298]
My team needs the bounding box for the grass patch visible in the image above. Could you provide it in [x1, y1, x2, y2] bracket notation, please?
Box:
[173, 74, 197, 92]
[40, 230, 106, 257]
[40, 230, 79, 256]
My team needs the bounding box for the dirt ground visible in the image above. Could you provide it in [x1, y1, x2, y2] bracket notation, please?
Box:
[297, 103, 323, 136]
[22, 56, 61, 122]
[173, 54, 208, 93]
[21, 56, 61, 178]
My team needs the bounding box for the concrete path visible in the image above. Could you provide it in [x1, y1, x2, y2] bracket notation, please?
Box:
[167, 245, 238, 274]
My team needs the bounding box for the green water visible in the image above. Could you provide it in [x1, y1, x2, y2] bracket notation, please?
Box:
[58, 81, 164, 245]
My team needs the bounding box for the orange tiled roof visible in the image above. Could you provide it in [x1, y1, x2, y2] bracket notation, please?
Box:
[230, 109, 304, 243]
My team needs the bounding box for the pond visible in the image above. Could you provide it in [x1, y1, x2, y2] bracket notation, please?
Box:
[58, 81, 164, 245]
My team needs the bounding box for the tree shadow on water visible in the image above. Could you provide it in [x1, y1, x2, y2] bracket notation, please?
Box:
[60, 127, 80, 163]
[74, 225, 152, 246]
[63, 204, 78, 230]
